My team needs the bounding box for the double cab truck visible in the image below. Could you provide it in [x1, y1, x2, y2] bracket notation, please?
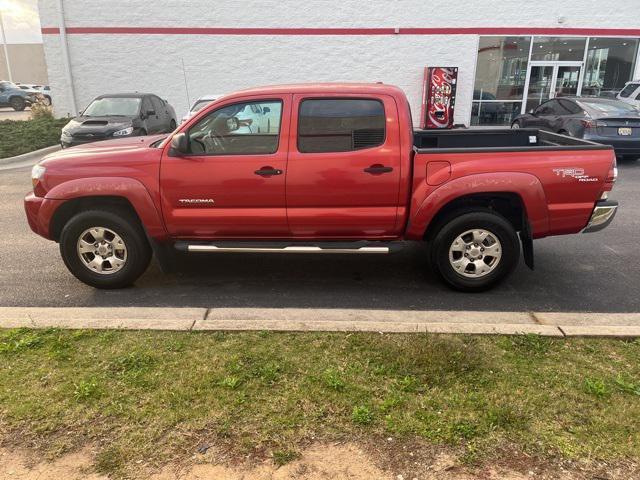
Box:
[25, 83, 618, 291]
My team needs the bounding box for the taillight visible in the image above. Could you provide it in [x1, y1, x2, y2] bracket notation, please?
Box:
[602, 157, 617, 194]
[606, 158, 618, 183]
[581, 119, 597, 129]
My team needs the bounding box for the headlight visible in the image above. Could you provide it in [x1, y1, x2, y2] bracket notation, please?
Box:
[61, 129, 71, 138]
[31, 164, 46, 189]
[31, 164, 46, 180]
[113, 126, 134, 137]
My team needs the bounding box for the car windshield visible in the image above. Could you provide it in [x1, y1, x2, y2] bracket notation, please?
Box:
[83, 97, 142, 117]
[578, 99, 640, 115]
[190, 100, 213, 113]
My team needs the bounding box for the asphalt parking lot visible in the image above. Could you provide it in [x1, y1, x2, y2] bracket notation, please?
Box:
[0, 107, 31, 121]
[1, 159, 639, 312]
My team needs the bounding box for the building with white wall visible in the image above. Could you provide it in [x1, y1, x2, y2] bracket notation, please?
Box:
[38, 0, 640, 126]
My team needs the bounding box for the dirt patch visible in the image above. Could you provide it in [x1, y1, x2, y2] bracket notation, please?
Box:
[0, 443, 637, 480]
[0, 447, 106, 479]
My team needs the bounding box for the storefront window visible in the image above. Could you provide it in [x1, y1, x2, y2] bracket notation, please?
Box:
[531, 37, 585, 62]
[582, 38, 639, 97]
[472, 36, 530, 125]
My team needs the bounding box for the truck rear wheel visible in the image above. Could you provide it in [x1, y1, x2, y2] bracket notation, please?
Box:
[59, 209, 151, 289]
[430, 209, 520, 291]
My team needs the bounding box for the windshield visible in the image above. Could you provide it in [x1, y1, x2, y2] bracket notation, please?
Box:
[0, 81, 18, 90]
[190, 100, 213, 113]
[83, 97, 142, 117]
[578, 99, 640, 115]
[619, 83, 640, 98]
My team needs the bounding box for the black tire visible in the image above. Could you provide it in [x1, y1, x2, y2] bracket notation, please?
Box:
[59, 209, 151, 289]
[511, 120, 521, 129]
[430, 209, 520, 292]
[169, 119, 176, 130]
[10, 97, 26, 111]
[43, 96, 52, 106]
[138, 128, 147, 136]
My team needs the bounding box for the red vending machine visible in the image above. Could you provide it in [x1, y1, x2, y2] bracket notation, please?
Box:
[420, 66, 458, 129]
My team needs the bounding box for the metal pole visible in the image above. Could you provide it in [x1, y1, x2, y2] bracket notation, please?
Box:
[0, 10, 13, 82]
[56, 0, 77, 114]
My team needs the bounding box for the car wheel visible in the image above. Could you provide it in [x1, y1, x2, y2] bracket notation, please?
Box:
[43, 96, 52, 106]
[430, 209, 520, 292]
[511, 121, 521, 129]
[138, 129, 147, 136]
[169, 119, 176, 130]
[10, 97, 26, 111]
[59, 209, 152, 289]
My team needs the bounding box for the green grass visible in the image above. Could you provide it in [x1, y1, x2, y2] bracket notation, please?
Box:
[0, 116, 68, 158]
[0, 328, 639, 477]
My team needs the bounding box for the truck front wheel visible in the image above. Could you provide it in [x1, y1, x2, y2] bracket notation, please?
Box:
[59, 209, 152, 289]
[430, 210, 520, 292]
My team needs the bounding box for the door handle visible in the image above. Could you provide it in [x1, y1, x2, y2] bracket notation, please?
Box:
[254, 166, 283, 176]
[364, 164, 394, 175]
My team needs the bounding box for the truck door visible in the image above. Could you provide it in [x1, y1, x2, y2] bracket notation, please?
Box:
[286, 94, 401, 237]
[160, 95, 290, 238]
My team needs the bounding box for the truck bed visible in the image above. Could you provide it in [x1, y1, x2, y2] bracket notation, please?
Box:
[413, 128, 612, 152]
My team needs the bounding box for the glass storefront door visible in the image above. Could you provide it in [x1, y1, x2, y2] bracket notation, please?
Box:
[523, 63, 582, 113]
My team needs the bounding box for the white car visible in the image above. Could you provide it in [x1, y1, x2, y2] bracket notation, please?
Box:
[16, 83, 52, 105]
[181, 94, 222, 123]
[617, 81, 640, 107]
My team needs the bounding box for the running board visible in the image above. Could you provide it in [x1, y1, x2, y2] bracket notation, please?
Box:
[174, 241, 398, 254]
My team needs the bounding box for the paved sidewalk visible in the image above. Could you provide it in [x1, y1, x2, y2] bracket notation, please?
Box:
[1, 307, 639, 337]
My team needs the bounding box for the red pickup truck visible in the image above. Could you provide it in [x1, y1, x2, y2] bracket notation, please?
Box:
[25, 83, 618, 291]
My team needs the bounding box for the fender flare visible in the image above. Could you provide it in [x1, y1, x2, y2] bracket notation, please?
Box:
[44, 177, 167, 239]
[405, 172, 550, 240]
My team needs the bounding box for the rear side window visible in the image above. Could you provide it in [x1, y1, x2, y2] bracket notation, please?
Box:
[619, 83, 639, 98]
[298, 99, 385, 153]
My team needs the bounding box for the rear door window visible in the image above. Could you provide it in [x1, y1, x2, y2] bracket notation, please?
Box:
[297, 99, 385, 153]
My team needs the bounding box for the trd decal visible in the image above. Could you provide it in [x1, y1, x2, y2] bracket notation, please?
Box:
[553, 168, 598, 182]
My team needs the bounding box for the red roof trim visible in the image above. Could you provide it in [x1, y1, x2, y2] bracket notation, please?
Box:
[41, 26, 640, 36]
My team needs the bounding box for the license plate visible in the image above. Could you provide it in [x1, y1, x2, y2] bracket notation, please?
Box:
[618, 127, 632, 136]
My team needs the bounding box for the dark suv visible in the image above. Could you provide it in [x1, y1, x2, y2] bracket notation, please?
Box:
[61, 93, 177, 148]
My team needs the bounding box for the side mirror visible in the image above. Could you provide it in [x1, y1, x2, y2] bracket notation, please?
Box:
[262, 107, 270, 114]
[170, 132, 189, 155]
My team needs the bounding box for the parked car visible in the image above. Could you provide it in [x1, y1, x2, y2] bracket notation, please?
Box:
[181, 94, 222, 123]
[0, 80, 39, 111]
[60, 93, 177, 148]
[17, 84, 52, 105]
[511, 97, 640, 160]
[617, 80, 640, 106]
[26, 83, 617, 292]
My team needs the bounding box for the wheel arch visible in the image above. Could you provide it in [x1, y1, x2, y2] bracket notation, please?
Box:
[44, 177, 167, 242]
[406, 172, 549, 241]
[423, 192, 526, 242]
[50, 196, 141, 242]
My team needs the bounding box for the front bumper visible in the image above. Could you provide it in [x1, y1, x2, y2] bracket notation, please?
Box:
[24, 192, 64, 240]
[582, 200, 618, 233]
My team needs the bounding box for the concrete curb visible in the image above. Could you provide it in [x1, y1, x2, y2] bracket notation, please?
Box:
[0, 144, 61, 166]
[0, 307, 638, 337]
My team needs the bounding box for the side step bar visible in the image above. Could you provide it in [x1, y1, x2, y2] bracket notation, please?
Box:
[174, 241, 399, 254]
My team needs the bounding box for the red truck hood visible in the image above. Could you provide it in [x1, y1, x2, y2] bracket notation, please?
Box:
[41, 134, 167, 165]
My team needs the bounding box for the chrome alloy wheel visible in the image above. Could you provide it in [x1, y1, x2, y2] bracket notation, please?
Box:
[448, 229, 502, 278]
[77, 227, 127, 274]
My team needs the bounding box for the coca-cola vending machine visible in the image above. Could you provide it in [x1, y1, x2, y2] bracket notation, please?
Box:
[420, 66, 458, 129]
